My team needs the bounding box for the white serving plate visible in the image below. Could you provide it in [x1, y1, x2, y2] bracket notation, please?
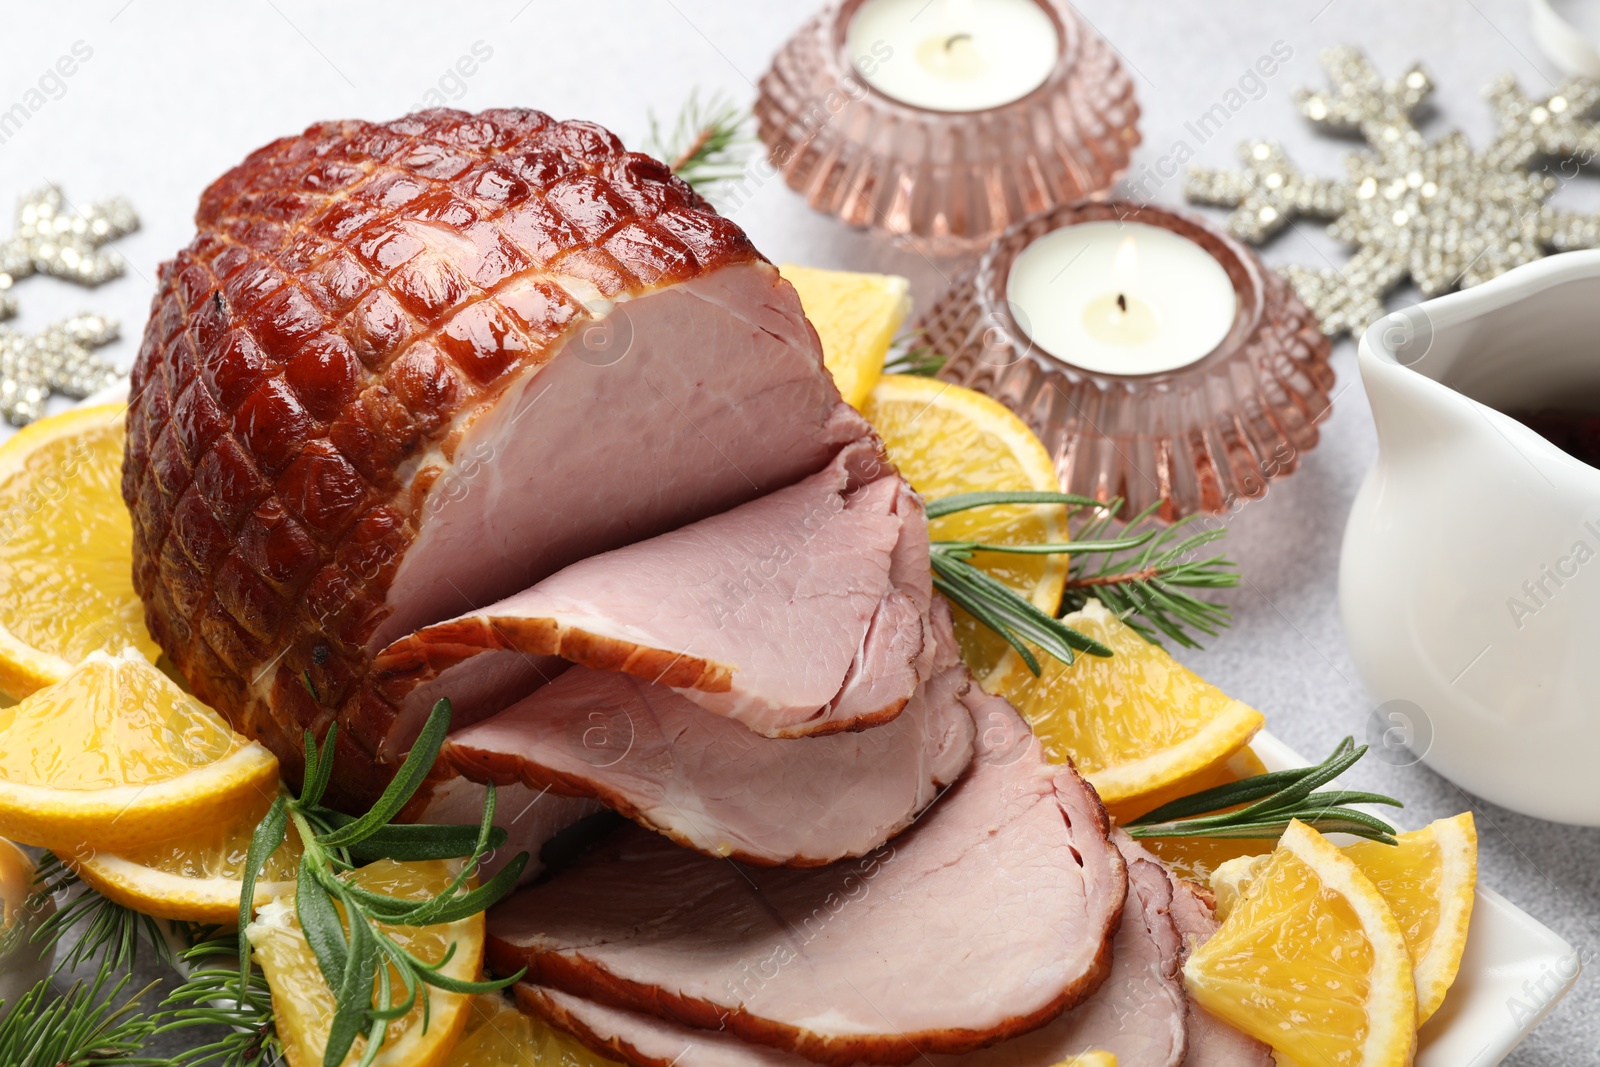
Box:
[75, 384, 1577, 1063]
[1253, 731, 1578, 1066]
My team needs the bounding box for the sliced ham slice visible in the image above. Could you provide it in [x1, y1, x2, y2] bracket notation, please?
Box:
[1169, 876, 1275, 1067]
[376, 437, 929, 737]
[485, 689, 1124, 1066]
[511, 841, 1187, 1067]
[441, 600, 974, 867]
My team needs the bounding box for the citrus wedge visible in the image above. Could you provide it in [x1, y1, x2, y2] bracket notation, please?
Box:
[248, 858, 483, 1067]
[1185, 819, 1417, 1067]
[0, 404, 158, 699]
[781, 264, 910, 408]
[68, 801, 302, 923]
[1345, 813, 1477, 1024]
[0, 648, 279, 854]
[449, 994, 622, 1066]
[861, 374, 1068, 685]
[993, 598, 1263, 806]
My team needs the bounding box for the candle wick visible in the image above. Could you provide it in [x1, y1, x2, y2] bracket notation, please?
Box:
[1115, 293, 1128, 313]
[944, 31, 972, 51]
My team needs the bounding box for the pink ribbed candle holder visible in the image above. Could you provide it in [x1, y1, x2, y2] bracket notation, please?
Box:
[923, 201, 1335, 519]
[754, 0, 1140, 255]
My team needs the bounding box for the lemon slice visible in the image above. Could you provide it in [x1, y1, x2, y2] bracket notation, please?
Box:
[0, 404, 159, 700]
[449, 995, 622, 1066]
[1345, 813, 1477, 1024]
[994, 598, 1263, 806]
[861, 374, 1068, 685]
[249, 858, 483, 1067]
[0, 648, 279, 854]
[68, 802, 302, 923]
[781, 264, 910, 409]
[1185, 819, 1417, 1067]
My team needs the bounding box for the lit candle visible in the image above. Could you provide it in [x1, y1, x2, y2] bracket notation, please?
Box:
[1006, 221, 1239, 376]
[847, 0, 1061, 113]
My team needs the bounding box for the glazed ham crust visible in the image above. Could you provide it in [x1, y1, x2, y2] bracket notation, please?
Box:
[122, 109, 790, 807]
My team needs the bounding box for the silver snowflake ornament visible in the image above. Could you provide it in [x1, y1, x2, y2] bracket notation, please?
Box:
[1187, 47, 1600, 337]
[0, 186, 139, 319]
[0, 313, 120, 425]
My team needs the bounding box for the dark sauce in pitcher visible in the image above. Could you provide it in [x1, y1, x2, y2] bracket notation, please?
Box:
[1508, 410, 1600, 469]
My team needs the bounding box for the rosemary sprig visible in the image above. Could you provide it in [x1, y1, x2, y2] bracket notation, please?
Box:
[646, 89, 755, 195]
[30, 852, 174, 974]
[236, 698, 527, 1067]
[882, 336, 946, 378]
[1126, 737, 1402, 845]
[927, 491, 1240, 673]
[0, 964, 160, 1067]
[157, 935, 284, 1067]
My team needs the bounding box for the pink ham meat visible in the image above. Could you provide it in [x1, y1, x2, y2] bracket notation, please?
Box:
[1169, 877, 1275, 1067]
[485, 692, 1124, 1066]
[440, 600, 973, 867]
[509, 837, 1189, 1067]
[376, 437, 930, 738]
[122, 110, 876, 809]
[414, 776, 602, 881]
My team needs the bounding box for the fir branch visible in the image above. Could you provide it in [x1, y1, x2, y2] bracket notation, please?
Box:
[1125, 737, 1403, 845]
[927, 491, 1241, 671]
[30, 852, 173, 974]
[0, 964, 161, 1067]
[645, 90, 754, 196]
[157, 936, 285, 1067]
[235, 698, 528, 1067]
[1062, 500, 1239, 649]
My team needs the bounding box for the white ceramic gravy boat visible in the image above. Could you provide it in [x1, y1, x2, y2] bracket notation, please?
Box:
[1342, 250, 1600, 824]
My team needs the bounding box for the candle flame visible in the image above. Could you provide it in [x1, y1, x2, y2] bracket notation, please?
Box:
[1111, 234, 1140, 293]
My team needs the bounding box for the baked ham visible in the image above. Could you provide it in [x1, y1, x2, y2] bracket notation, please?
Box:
[485, 692, 1124, 1066]
[439, 599, 972, 866]
[122, 109, 869, 807]
[377, 436, 931, 740]
[510, 837, 1188, 1067]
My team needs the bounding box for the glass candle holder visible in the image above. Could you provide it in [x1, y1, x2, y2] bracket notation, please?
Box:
[923, 201, 1335, 519]
[754, 0, 1140, 255]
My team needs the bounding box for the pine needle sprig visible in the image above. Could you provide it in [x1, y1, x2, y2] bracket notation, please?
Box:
[1062, 500, 1239, 649]
[1125, 737, 1403, 845]
[30, 852, 174, 974]
[157, 935, 284, 1067]
[926, 491, 1241, 673]
[235, 698, 528, 1067]
[645, 90, 755, 196]
[0, 964, 161, 1067]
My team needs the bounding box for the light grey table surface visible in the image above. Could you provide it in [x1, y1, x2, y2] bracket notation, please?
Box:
[2, 1, 1595, 1063]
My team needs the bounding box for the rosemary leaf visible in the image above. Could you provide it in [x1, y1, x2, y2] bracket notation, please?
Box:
[1126, 738, 1402, 846]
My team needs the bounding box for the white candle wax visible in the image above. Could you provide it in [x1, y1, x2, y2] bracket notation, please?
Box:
[1006, 221, 1239, 376]
[847, 0, 1060, 113]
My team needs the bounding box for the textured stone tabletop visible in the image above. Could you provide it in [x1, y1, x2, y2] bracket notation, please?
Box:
[1, 1, 1594, 1063]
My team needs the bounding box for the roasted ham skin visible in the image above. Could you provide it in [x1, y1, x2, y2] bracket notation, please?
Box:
[485, 690, 1125, 1066]
[439, 599, 973, 867]
[122, 109, 863, 807]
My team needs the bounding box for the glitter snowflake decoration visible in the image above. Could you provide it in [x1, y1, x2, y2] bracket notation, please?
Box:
[0, 314, 121, 425]
[0, 186, 138, 319]
[1188, 47, 1600, 337]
